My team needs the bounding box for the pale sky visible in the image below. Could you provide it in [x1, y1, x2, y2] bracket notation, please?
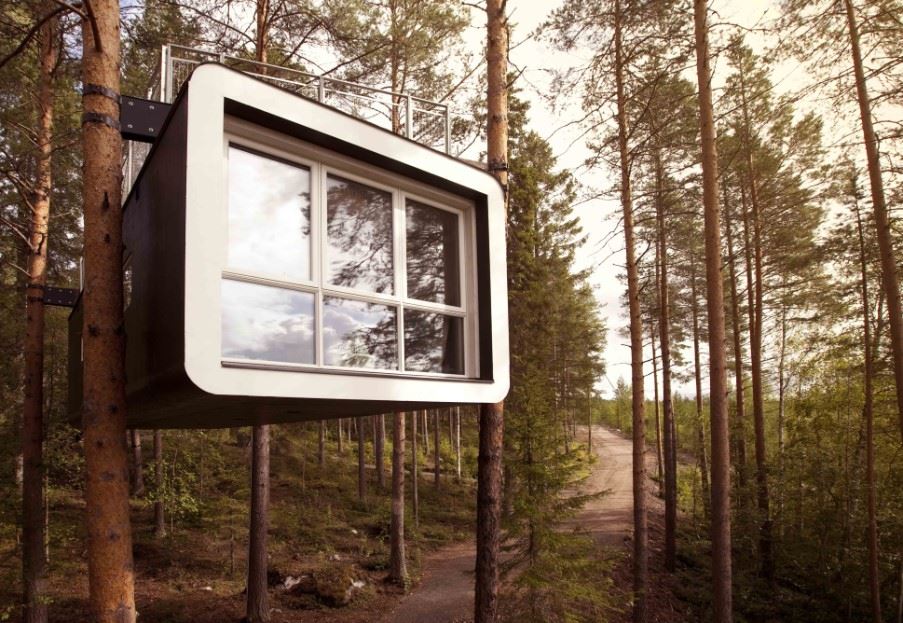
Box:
[460, 0, 811, 398]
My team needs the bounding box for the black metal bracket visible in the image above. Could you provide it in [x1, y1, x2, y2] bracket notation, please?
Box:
[121, 96, 171, 143]
[43, 287, 80, 308]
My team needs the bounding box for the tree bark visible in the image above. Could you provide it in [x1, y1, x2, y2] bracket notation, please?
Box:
[455, 407, 462, 482]
[318, 420, 325, 467]
[81, 2, 136, 620]
[246, 425, 270, 622]
[843, 0, 903, 445]
[738, 63, 773, 580]
[614, 0, 648, 618]
[412, 410, 420, 528]
[375, 415, 386, 488]
[434, 410, 440, 487]
[357, 417, 367, 501]
[855, 204, 882, 623]
[475, 1, 507, 621]
[693, 1, 733, 619]
[22, 8, 56, 621]
[723, 193, 749, 494]
[655, 151, 677, 572]
[691, 258, 710, 515]
[153, 430, 165, 538]
[129, 430, 144, 496]
[650, 323, 664, 490]
[389, 412, 407, 584]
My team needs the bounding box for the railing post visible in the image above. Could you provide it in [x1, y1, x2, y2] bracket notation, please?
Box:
[445, 106, 451, 155]
[405, 94, 413, 139]
[318, 75, 326, 102]
[164, 46, 174, 103]
[159, 45, 168, 104]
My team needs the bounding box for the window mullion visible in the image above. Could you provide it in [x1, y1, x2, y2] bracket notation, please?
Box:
[395, 191, 406, 371]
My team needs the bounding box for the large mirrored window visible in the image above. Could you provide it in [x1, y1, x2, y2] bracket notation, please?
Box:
[221, 280, 315, 364]
[323, 296, 398, 369]
[326, 174, 394, 294]
[227, 146, 311, 281]
[406, 200, 460, 306]
[223, 138, 469, 376]
[403, 309, 464, 374]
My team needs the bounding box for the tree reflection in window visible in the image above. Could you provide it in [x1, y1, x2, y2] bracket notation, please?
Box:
[323, 296, 398, 369]
[228, 146, 311, 280]
[404, 309, 464, 374]
[326, 175, 394, 294]
[405, 200, 460, 306]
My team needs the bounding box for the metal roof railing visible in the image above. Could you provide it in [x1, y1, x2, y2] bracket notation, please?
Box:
[123, 44, 457, 201]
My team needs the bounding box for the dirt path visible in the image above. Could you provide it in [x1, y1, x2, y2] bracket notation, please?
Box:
[383, 425, 642, 623]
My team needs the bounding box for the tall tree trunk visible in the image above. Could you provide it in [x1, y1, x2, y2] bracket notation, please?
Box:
[153, 430, 165, 538]
[22, 9, 56, 621]
[389, 412, 407, 584]
[691, 259, 710, 515]
[412, 410, 420, 528]
[81, 2, 136, 620]
[655, 151, 677, 571]
[129, 430, 144, 496]
[776, 303, 787, 536]
[455, 407, 462, 482]
[357, 417, 367, 501]
[738, 65, 773, 581]
[475, 1, 507, 621]
[246, 424, 270, 623]
[650, 324, 664, 490]
[375, 415, 386, 488]
[693, 1, 733, 619]
[338, 419, 344, 454]
[843, 0, 903, 444]
[614, 0, 648, 618]
[855, 204, 883, 623]
[434, 410, 440, 487]
[318, 420, 325, 467]
[724, 195, 749, 495]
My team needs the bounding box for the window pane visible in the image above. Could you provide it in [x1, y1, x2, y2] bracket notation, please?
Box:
[228, 146, 311, 280]
[323, 296, 398, 369]
[406, 200, 460, 306]
[326, 174, 394, 294]
[404, 309, 464, 374]
[221, 279, 315, 364]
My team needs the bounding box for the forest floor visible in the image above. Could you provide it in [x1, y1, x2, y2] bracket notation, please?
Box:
[0, 425, 691, 623]
[383, 425, 692, 623]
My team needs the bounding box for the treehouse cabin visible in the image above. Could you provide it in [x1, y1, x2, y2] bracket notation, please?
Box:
[68, 63, 509, 429]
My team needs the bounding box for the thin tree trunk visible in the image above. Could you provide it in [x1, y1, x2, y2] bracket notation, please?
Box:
[777, 303, 787, 536]
[338, 419, 344, 454]
[724, 194, 749, 495]
[130, 430, 145, 496]
[412, 410, 420, 528]
[318, 420, 325, 467]
[22, 8, 56, 621]
[375, 415, 386, 488]
[455, 406, 462, 482]
[655, 151, 677, 571]
[691, 259, 710, 515]
[153, 430, 165, 538]
[357, 417, 367, 501]
[855, 203, 882, 623]
[389, 412, 407, 584]
[738, 64, 773, 580]
[843, 0, 903, 445]
[246, 424, 270, 622]
[614, 0, 648, 618]
[423, 411, 430, 455]
[434, 410, 440, 487]
[650, 324, 664, 489]
[81, 2, 136, 620]
[693, 1, 733, 619]
[475, 2, 507, 620]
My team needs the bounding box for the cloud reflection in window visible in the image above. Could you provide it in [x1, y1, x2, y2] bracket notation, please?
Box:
[221, 279, 315, 364]
[228, 146, 311, 281]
